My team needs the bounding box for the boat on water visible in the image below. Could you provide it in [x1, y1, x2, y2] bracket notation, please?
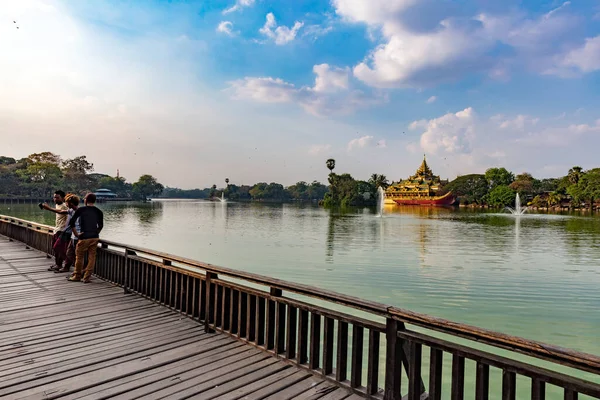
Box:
[385, 156, 456, 206]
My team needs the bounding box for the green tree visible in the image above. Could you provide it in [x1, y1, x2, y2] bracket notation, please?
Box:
[485, 167, 515, 189]
[486, 185, 515, 208]
[568, 166, 583, 185]
[326, 159, 335, 173]
[0, 156, 16, 165]
[441, 174, 488, 204]
[62, 155, 94, 192]
[577, 168, 600, 210]
[132, 175, 164, 200]
[98, 176, 129, 197]
[368, 174, 389, 189]
[509, 172, 535, 197]
[17, 152, 63, 198]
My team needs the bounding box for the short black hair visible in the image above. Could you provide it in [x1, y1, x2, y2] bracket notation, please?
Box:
[55, 190, 66, 198]
[85, 193, 97, 204]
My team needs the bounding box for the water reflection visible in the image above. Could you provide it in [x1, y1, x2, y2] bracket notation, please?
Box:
[133, 201, 163, 225]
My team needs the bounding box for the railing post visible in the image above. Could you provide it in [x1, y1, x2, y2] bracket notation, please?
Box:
[204, 272, 218, 333]
[124, 249, 136, 294]
[384, 318, 402, 400]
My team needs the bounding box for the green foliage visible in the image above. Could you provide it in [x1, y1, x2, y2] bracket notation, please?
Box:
[485, 167, 515, 189]
[368, 174, 389, 189]
[132, 175, 164, 200]
[326, 159, 335, 173]
[509, 172, 536, 196]
[486, 185, 516, 207]
[441, 174, 488, 204]
[98, 176, 130, 197]
[0, 157, 16, 165]
[324, 172, 380, 208]
[62, 156, 94, 192]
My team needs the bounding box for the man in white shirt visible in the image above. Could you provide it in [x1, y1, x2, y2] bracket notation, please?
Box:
[41, 190, 69, 271]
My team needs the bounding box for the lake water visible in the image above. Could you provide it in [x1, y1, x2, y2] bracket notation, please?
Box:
[2, 200, 599, 393]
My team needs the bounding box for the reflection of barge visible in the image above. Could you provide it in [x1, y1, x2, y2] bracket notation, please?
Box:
[385, 156, 456, 206]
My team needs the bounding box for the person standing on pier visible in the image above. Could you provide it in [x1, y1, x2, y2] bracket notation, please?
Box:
[67, 193, 103, 283]
[55, 194, 80, 273]
[41, 190, 69, 271]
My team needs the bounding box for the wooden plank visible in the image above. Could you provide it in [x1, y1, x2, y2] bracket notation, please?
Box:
[286, 305, 298, 359]
[323, 317, 335, 375]
[475, 362, 489, 400]
[290, 381, 339, 400]
[351, 324, 364, 388]
[502, 370, 516, 400]
[298, 309, 309, 364]
[16, 338, 232, 399]
[336, 321, 348, 382]
[62, 343, 250, 400]
[531, 378, 545, 400]
[231, 370, 312, 400]
[310, 313, 322, 370]
[209, 366, 298, 400]
[408, 341, 422, 400]
[429, 348, 443, 400]
[151, 357, 283, 399]
[451, 354, 465, 400]
[262, 375, 324, 400]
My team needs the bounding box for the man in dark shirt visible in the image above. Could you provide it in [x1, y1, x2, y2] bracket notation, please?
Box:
[67, 193, 104, 283]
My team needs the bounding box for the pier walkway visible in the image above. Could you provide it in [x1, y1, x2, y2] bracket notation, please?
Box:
[1, 214, 599, 400]
[0, 238, 355, 399]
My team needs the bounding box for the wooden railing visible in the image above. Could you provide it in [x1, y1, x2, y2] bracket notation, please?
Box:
[1, 214, 599, 400]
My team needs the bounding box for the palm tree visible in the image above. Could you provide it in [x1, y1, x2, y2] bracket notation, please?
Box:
[369, 173, 389, 189]
[568, 166, 583, 184]
[326, 159, 335, 173]
[225, 178, 229, 186]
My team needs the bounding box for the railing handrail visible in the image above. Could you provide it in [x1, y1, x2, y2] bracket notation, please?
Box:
[1, 213, 599, 376]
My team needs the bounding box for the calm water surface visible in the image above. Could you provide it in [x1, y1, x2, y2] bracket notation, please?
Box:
[2, 200, 599, 369]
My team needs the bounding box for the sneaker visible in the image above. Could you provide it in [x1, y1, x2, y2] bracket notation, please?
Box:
[67, 275, 81, 282]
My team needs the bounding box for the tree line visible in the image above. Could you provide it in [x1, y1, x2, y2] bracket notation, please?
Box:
[322, 159, 389, 207]
[160, 180, 329, 202]
[440, 166, 600, 209]
[0, 152, 164, 201]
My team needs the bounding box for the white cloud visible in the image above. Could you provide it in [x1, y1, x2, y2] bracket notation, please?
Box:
[223, 0, 255, 15]
[558, 36, 600, 73]
[426, 96, 437, 104]
[227, 63, 383, 116]
[333, 0, 585, 87]
[412, 107, 476, 154]
[216, 21, 234, 36]
[259, 13, 304, 45]
[348, 135, 374, 150]
[308, 144, 332, 155]
[495, 114, 539, 130]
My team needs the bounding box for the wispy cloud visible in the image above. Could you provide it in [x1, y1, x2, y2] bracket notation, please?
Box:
[223, 0, 255, 15]
[216, 21, 235, 36]
[348, 135, 374, 150]
[259, 13, 304, 45]
[426, 96, 437, 104]
[227, 64, 384, 116]
[308, 144, 332, 155]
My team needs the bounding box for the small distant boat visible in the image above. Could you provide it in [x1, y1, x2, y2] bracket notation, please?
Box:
[385, 156, 456, 206]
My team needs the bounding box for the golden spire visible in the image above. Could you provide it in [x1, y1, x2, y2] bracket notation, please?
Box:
[416, 154, 432, 176]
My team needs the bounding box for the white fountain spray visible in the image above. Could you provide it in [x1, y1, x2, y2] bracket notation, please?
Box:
[376, 186, 385, 217]
[506, 193, 527, 215]
[219, 192, 227, 203]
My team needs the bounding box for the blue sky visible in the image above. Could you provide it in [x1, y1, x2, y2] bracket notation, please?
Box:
[1, 0, 599, 188]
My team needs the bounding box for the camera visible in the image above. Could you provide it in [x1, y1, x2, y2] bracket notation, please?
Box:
[38, 203, 44, 210]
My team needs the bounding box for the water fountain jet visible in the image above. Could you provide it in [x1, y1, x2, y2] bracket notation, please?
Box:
[376, 187, 385, 217]
[506, 193, 527, 215]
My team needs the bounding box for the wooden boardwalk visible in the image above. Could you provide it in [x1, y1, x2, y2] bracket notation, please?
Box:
[0, 237, 358, 400]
